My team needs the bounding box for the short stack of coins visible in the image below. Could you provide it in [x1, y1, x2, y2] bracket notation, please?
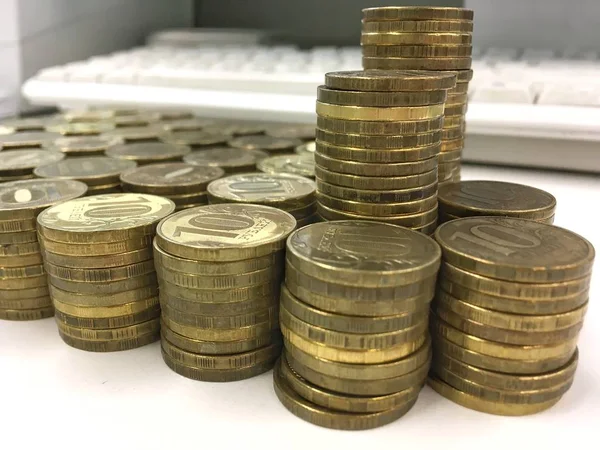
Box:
[0, 150, 65, 183]
[430, 217, 594, 415]
[315, 70, 456, 234]
[360, 6, 474, 185]
[437, 180, 557, 224]
[275, 221, 439, 430]
[0, 180, 87, 320]
[34, 156, 136, 195]
[258, 154, 315, 179]
[183, 148, 269, 174]
[120, 163, 224, 211]
[207, 173, 318, 228]
[37, 194, 175, 351]
[154, 204, 296, 381]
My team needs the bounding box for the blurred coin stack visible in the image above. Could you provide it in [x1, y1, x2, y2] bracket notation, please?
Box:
[430, 217, 594, 415]
[258, 154, 315, 179]
[155, 204, 296, 381]
[0, 180, 87, 320]
[183, 148, 269, 174]
[438, 180, 557, 224]
[360, 6, 474, 186]
[37, 194, 175, 351]
[315, 70, 456, 234]
[275, 221, 439, 430]
[120, 163, 224, 211]
[0, 150, 65, 183]
[34, 156, 136, 195]
[207, 173, 318, 228]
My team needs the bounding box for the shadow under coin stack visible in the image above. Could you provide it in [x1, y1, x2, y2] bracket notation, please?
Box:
[120, 163, 224, 211]
[183, 148, 269, 174]
[360, 6, 474, 186]
[430, 217, 594, 415]
[34, 156, 136, 195]
[437, 180, 557, 225]
[106, 142, 192, 165]
[0, 150, 65, 183]
[258, 154, 316, 179]
[37, 194, 175, 351]
[0, 180, 88, 320]
[207, 173, 318, 228]
[154, 204, 296, 381]
[315, 70, 456, 234]
[275, 221, 440, 430]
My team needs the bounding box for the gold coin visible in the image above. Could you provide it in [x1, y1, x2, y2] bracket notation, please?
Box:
[316, 128, 441, 149]
[314, 153, 437, 178]
[162, 314, 278, 342]
[39, 234, 153, 256]
[0, 263, 45, 279]
[324, 70, 456, 92]
[362, 20, 473, 33]
[183, 147, 268, 173]
[315, 165, 437, 190]
[54, 305, 160, 329]
[57, 317, 160, 340]
[159, 278, 279, 304]
[441, 127, 464, 140]
[286, 201, 317, 219]
[295, 214, 319, 229]
[316, 140, 441, 163]
[203, 121, 267, 137]
[0, 117, 50, 133]
[362, 44, 472, 59]
[363, 57, 472, 71]
[85, 183, 122, 195]
[60, 110, 115, 122]
[37, 193, 175, 243]
[317, 86, 447, 107]
[0, 230, 39, 245]
[316, 102, 444, 121]
[279, 356, 419, 413]
[105, 142, 191, 164]
[435, 217, 596, 282]
[157, 264, 279, 290]
[161, 303, 278, 329]
[46, 121, 115, 136]
[43, 246, 152, 269]
[317, 116, 444, 136]
[448, 82, 470, 94]
[154, 117, 210, 132]
[146, 110, 194, 121]
[362, 7, 474, 21]
[443, 103, 468, 116]
[160, 130, 230, 148]
[295, 141, 316, 156]
[285, 347, 429, 395]
[156, 204, 296, 261]
[32, 156, 136, 185]
[316, 178, 437, 203]
[427, 376, 562, 416]
[0, 132, 62, 150]
[447, 92, 469, 105]
[0, 274, 48, 290]
[317, 191, 437, 216]
[257, 154, 315, 178]
[162, 192, 208, 207]
[316, 202, 438, 228]
[161, 321, 281, 355]
[438, 180, 556, 219]
[0, 294, 51, 310]
[52, 296, 159, 318]
[48, 273, 157, 295]
[443, 115, 466, 128]
[102, 126, 161, 142]
[0, 285, 48, 300]
[49, 283, 158, 307]
[286, 334, 431, 380]
[228, 135, 303, 154]
[0, 217, 37, 233]
[58, 330, 159, 352]
[44, 259, 155, 282]
[160, 291, 275, 316]
[0, 306, 54, 321]
[361, 32, 472, 46]
[265, 124, 315, 141]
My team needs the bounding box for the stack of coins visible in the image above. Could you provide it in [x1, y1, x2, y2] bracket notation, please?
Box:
[258, 154, 315, 179]
[183, 147, 268, 174]
[438, 180, 557, 224]
[0, 180, 87, 320]
[37, 194, 175, 351]
[106, 142, 191, 165]
[229, 136, 303, 155]
[275, 221, 439, 430]
[120, 163, 224, 211]
[0, 150, 65, 183]
[265, 124, 316, 141]
[34, 156, 136, 195]
[207, 173, 318, 228]
[154, 204, 295, 381]
[43, 136, 124, 157]
[360, 6, 474, 185]
[430, 217, 594, 415]
[314, 70, 456, 234]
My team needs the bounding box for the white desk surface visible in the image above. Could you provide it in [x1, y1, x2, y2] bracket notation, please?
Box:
[1, 164, 598, 450]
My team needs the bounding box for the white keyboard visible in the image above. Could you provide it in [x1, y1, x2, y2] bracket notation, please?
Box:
[21, 31, 600, 173]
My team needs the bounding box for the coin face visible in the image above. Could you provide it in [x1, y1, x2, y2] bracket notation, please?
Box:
[161, 130, 230, 147]
[0, 150, 65, 175]
[120, 163, 224, 194]
[229, 135, 303, 153]
[156, 204, 296, 261]
[258, 154, 315, 178]
[435, 217, 596, 282]
[265, 124, 315, 141]
[34, 157, 136, 183]
[295, 141, 316, 155]
[183, 147, 268, 171]
[106, 142, 191, 163]
[46, 135, 124, 155]
[0, 131, 62, 149]
[324, 70, 457, 92]
[0, 179, 88, 219]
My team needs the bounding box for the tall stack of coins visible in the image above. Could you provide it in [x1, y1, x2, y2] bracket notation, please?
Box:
[0, 150, 65, 182]
[106, 142, 191, 165]
[258, 154, 315, 179]
[430, 217, 594, 415]
[37, 194, 175, 351]
[360, 6, 474, 185]
[183, 148, 268, 174]
[315, 70, 456, 233]
[43, 136, 124, 157]
[437, 180, 557, 224]
[229, 136, 303, 155]
[207, 173, 318, 228]
[120, 163, 224, 211]
[155, 204, 295, 381]
[34, 157, 136, 195]
[0, 180, 87, 320]
[275, 221, 439, 430]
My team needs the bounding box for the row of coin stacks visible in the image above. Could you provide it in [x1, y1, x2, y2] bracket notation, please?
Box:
[36, 194, 175, 350]
[154, 204, 296, 381]
[273, 221, 439, 430]
[360, 6, 474, 186]
[430, 217, 594, 415]
[314, 70, 456, 233]
[0, 180, 87, 320]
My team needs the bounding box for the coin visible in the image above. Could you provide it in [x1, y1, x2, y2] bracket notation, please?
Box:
[324, 70, 456, 92]
[316, 202, 438, 228]
[57, 316, 160, 340]
[0, 117, 50, 132]
[434, 217, 595, 282]
[317, 191, 437, 215]
[58, 330, 159, 352]
[45, 259, 156, 282]
[49, 283, 158, 307]
[0, 241, 40, 257]
[228, 135, 303, 154]
[363, 57, 472, 71]
[295, 141, 316, 155]
[0, 216, 37, 232]
[0, 230, 39, 245]
[54, 305, 160, 329]
[147, 110, 194, 121]
[34, 156, 136, 186]
[443, 115, 466, 129]
[44, 135, 124, 156]
[315, 140, 440, 163]
[441, 127, 464, 140]
[156, 118, 213, 132]
[160, 291, 275, 316]
[362, 7, 474, 21]
[159, 278, 279, 304]
[265, 124, 315, 141]
[317, 116, 444, 136]
[0, 263, 45, 279]
[160, 130, 230, 147]
[38, 193, 175, 243]
[0, 306, 54, 321]
[40, 234, 153, 256]
[46, 121, 115, 136]
[316, 129, 441, 149]
[361, 32, 472, 46]
[362, 20, 473, 33]
[157, 265, 280, 291]
[0, 150, 65, 177]
[162, 314, 278, 342]
[52, 296, 159, 318]
[183, 148, 268, 173]
[48, 273, 158, 295]
[106, 142, 191, 165]
[315, 165, 437, 190]
[103, 126, 161, 142]
[0, 252, 43, 267]
[314, 153, 436, 177]
[203, 121, 267, 137]
[362, 44, 472, 59]
[0, 295, 51, 310]
[156, 204, 296, 261]
[0, 131, 62, 149]
[255, 154, 314, 178]
[317, 102, 444, 121]
[85, 183, 122, 195]
[317, 86, 447, 107]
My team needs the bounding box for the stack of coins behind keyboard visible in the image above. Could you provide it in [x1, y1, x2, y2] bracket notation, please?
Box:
[430, 217, 594, 415]
[276, 221, 439, 430]
[155, 204, 296, 381]
[315, 70, 456, 234]
[437, 180, 557, 224]
[37, 194, 175, 351]
[207, 173, 318, 228]
[0, 180, 87, 320]
[360, 6, 474, 186]
[120, 163, 224, 211]
[34, 156, 136, 195]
